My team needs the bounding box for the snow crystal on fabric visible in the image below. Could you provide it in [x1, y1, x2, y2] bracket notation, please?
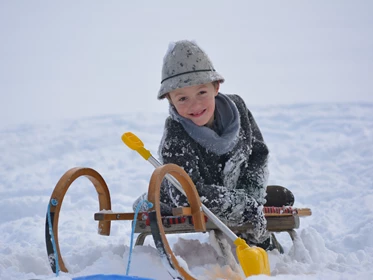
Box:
[223, 151, 245, 190]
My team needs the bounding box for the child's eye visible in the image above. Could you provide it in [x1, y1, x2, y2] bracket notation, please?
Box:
[179, 97, 187, 102]
[199, 91, 207, 95]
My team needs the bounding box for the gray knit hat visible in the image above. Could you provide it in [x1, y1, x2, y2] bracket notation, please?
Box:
[158, 40, 225, 99]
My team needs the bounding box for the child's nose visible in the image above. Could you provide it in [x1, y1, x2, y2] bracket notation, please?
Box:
[190, 97, 202, 106]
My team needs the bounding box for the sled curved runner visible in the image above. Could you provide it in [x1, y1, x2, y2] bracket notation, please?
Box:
[146, 163, 206, 280]
[45, 167, 112, 273]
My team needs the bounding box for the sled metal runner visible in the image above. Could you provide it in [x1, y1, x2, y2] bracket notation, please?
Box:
[45, 166, 311, 279]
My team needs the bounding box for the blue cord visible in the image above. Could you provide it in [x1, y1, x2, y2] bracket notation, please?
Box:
[47, 198, 60, 277]
[126, 200, 153, 276]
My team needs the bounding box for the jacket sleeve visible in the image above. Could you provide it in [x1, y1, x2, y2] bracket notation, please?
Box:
[238, 97, 269, 205]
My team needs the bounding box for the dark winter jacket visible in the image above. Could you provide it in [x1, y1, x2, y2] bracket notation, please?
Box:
[158, 94, 269, 230]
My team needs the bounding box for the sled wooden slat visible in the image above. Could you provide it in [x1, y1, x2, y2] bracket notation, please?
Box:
[94, 212, 140, 221]
[172, 207, 192, 216]
[94, 206, 311, 222]
[94, 212, 300, 230]
[296, 208, 312, 216]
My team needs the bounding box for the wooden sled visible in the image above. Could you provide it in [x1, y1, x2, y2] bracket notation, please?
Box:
[45, 166, 311, 279]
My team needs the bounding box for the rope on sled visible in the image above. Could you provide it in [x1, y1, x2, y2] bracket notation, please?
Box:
[126, 199, 153, 276]
[47, 198, 59, 277]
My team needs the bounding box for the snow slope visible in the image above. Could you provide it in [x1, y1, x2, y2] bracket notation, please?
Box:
[1, 103, 372, 279]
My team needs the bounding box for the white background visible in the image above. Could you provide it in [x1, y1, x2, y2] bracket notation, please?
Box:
[1, 0, 372, 128]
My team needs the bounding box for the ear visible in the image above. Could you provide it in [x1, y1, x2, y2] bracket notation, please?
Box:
[214, 82, 220, 96]
[166, 93, 174, 105]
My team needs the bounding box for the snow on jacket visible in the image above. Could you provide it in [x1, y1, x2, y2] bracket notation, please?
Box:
[158, 94, 269, 240]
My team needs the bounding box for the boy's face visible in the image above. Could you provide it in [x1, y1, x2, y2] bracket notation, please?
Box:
[169, 82, 219, 127]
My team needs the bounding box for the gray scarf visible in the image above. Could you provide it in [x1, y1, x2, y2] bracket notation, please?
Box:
[169, 93, 240, 155]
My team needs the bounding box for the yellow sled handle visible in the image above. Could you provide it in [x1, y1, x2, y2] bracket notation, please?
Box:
[121, 133, 151, 160]
[122, 132, 270, 277]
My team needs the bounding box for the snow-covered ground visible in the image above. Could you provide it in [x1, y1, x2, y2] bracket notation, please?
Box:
[1, 103, 372, 280]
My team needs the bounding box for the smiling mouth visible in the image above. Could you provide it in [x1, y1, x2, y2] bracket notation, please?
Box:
[190, 109, 206, 117]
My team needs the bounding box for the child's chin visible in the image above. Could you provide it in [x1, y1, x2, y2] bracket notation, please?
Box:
[192, 120, 208, 126]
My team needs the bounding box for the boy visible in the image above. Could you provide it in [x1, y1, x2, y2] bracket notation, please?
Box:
[134, 40, 293, 251]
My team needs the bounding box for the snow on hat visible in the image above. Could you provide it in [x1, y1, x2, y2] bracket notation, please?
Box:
[158, 40, 225, 99]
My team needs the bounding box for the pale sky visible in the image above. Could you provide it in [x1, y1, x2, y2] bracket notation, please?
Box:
[1, 0, 372, 128]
